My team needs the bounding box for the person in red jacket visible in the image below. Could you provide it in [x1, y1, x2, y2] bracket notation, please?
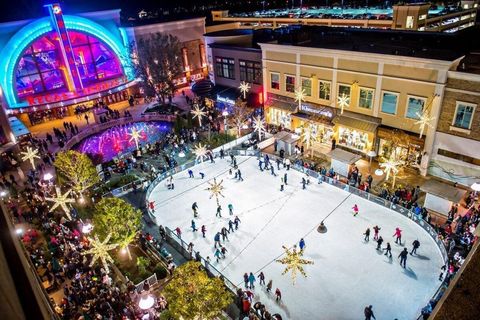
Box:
[275, 288, 282, 301]
[393, 227, 402, 245]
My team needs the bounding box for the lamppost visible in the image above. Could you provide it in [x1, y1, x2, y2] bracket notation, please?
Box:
[367, 150, 377, 173]
[138, 292, 155, 310]
[222, 110, 229, 133]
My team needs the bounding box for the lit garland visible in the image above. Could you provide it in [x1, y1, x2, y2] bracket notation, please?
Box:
[128, 127, 143, 150]
[253, 115, 266, 140]
[20, 146, 41, 169]
[276, 245, 314, 285]
[414, 110, 435, 138]
[205, 177, 225, 206]
[294, 87, 306, 111]
[191, 104, 207, 127]
[82, 233, 118, 273]
[239, 81, 251, 99]
[337, 93, 349, 114]
[301, 124, 318, 150]
[380, 153, 404, 188]
[45, 187, 76, 219]
[193, 143, 208, 163]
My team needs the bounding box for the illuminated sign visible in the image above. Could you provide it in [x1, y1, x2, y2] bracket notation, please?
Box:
[299, 104, 334, 118]
[26, 77, 127, 106]
[216, 95, 235, 105]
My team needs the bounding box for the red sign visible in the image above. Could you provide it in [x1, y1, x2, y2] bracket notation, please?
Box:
[25, 77, 127, 106]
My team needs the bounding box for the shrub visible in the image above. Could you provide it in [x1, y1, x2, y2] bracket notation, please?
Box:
[153, 264, 168, 279]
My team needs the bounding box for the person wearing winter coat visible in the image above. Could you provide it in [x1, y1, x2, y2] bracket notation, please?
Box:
[411, 239, 420, 255]
[299, 238, 306, 251]
[258, 272, 265, 285]
[214, 232, 221, 248]
[248, 272, 256, 289]
[399, 248, 408, 268]
[266, 280, 273, 292]
[376, 236, 384, 250]
[373, 225, 381, 240]
[383, 242, 392, 258]
[275, 288, 282, 301]
[393, 227, 402, 245]
[364, 305, 376, 320]
[243, 273, 249, 288]
[364, 228, 371, 241]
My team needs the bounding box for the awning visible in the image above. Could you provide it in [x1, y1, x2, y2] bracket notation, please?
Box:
[420, 180, 466, 203]
[291, 112, 333, 126]
[326, 148, 362, 164]
[333, 111, 381, 133]
[8, 117, 30, 138]
[191, 79, 214, 96]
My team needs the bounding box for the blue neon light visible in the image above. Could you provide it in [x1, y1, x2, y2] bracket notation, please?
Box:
[0, 15, 133, 108]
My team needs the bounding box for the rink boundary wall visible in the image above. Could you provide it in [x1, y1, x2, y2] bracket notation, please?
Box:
[144, 147, 449, 319]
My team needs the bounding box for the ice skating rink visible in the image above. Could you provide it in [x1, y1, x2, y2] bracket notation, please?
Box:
[149, 156, 444, 319]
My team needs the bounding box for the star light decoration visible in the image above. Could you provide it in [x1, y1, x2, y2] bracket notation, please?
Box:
[21, 146, 41, 170]
[337, 93, 349, 114]
[128, 127, 143, 150]
[193, 143, 208, 163]
[239, 81, 251, 99]
[414, 110, 435, 138]
[82, 233, 118, 273]
[301, 124, 318, 150]
[205, 177, 225, 206]
[191, 104, 207, 127]
[294, 87, 306, 111]
[253, 115, 266, 140]
[276, 245, 314, 285]
[45, 187, 76, 219]
[379, 153, 404, 188]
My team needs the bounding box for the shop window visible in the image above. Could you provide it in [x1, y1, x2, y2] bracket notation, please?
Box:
[240, 60, 261, 84]
[381, 92, 398, 115]
[338, 127, 369, 152]
[453, 102, 475, 129]
[319, 80, 331, 100]
[358, 88, 374, 109]
[270, 73, 280, 90]
[301, 78, 312, 96]
[406, 96, 426, 119]
[215, 57, 235, 79]
[406, 16, 414, 29]
[285, 75, 295, 93]
[338, 84, 351, 106]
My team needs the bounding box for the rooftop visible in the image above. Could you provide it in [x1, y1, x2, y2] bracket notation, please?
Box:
[271, 25, 480, 61]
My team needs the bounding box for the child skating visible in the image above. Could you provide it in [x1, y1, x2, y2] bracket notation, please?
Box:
[352, 204, 359, 217]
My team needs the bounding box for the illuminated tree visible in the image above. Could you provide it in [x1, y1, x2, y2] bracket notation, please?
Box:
[54, 150, 100, 196]
[132, 33, 183, 104]
[93, 198, 142, 260]
[229, 98, 253, 137]
[163, 261, 232, 320]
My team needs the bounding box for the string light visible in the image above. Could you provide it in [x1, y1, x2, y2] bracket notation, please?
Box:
[128, 127, 143, 150]
[414, 110, 435, 138]
[193, 143, 208, 163]
[191, 104, 207, 127]
[45, 187, 76, 219]
[294, 87, 306, 111]
[337, 93, 349, 114]
[239, 81, 251, 100]
[20, 146, 40, 169]
[82, 233, 118, 273]
[253, 115, 266, 140]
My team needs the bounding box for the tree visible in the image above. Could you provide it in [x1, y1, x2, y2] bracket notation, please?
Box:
[93, 198, 142, 260]
[229, 98, 253, 137]
[163, 261, 232, 320]
[54, 150, 100, 196]
[132, 33, 184, 104]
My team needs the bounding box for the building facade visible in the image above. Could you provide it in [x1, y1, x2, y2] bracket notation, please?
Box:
[260, 42, 459, 175]
[430, 71, 480, 186]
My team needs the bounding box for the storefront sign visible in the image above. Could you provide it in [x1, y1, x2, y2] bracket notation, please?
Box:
[216, 95, 235, 105]
[25, 77, 127, 106]
[300, 104, 334, 118]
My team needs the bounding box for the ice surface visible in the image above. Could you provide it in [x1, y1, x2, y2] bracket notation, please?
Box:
[149, 156, 444, 319]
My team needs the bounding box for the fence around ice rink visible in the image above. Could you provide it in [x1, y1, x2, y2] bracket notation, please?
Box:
[143, 147, 449, 319]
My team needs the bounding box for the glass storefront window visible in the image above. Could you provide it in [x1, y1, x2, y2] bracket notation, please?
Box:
[269, 108, 291, 129]
[338, 127, 369, 152]
[379, 138, 422, 167]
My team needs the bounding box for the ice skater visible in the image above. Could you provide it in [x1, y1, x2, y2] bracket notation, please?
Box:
[373, 225, 381, 240]
[199, 172, 205, 179]
[259, 272, 265, 285]
[216, 204, 222, 217]
[175, 227, 182, 238]
[221, 227, 229, 241]
[188, 169, 194, 178]
[221, 246, 228, 258]
[411, 239, 420, 255]
[302, 177, 307, 189]
[191, 220, 197, 232]
[243, 273, 249, 288]
[383, 242, 392, 258]
[275, 288, 282, 301]
[393, 227, 402, 245]
[284, 173, 288, 185]
[280, 177, 285, 191]
[148, 201, 156, 213]
[238, 169, 243, 181]
[364, 227, 371, 241]
[364, 305, 376, 320]
[228, 203, 234, 215]
[352, 204, 359, 217]
[276, 158, 281, 170]
[376, 236, 383, 250]
[248, 272, 256, 289]
[214, 232, 221, 248]
[270, 165, 276, 176]
[258, 159, 264, 171]
[266, 280, 273, 292]
[398, 248, 408, 268]
[192, 202, 199, 217]
[299, 238, 306, 251]
[228, 220, 234, 233]
[215, 248, 222, 262]
[201, 225, 206, 238]
[234, 216, 241, 229]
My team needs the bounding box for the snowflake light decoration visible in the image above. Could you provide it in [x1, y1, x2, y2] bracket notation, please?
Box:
[414, 110, 435, 138]
[193, 143, 209, 163]
[301, 124, 318, 149]
[294, 87, 306, 111]
[379, 153, 403, 182]
[253, 115, 266, 140]
[276, 245, 314, 285]
[205, 177, 225, 206]
[191, 104, 207, 127]
[128, 127, 143, 150]
[319, 82, 330, 97]
[45, 187, 76, 219]
[239, 81, 251, 99]
[82, 233, 118, 273]
[337, 93, 349, 114]
[21, 146, 41, 169]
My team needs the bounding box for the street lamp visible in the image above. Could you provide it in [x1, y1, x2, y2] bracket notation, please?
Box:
[178, 151, 186, 158]
[374, 169, 384, 176]
[43, 172, 53, 181]
[222, 110, 229, 133]
[138, 293, 155, 310]
[367, 150, 377, 173]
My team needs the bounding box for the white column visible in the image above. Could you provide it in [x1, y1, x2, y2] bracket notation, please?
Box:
[331, 57, 338, 108]
[373, 62, 384, 117]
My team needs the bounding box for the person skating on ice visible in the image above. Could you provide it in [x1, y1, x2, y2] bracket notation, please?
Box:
[188, 169, 194, 178]
[302, 177, 307, 190]
[228, 220, 234, 233]
[221, 227, 229, 241]
[364, 305, 376, 320]
[376, 236, 383, 250]
[214, 248, 222, 262]
[216, 204, 222, 217]
[411, 239, 420, 255]
[243, 273, 249, 288]
[191, 220, 197, 232]
[383, 242, 392, 257]
[234, 216, 241, 229]
[280, 177, 285, 191]
[228, 203, 234, 215]
[352, 204, 359, 217]
[270, 165, 276, 176]
[276, 158, 281, 170]
[214, 232, 221, 248]
[299, 238, 306, 251]
[175, 227, 181, 238]
[266, 280, 273, 292]
[220, 246, 228, 258]
[192, 202, 199, 217]
[373, 225, 381, 240]
[393, 227, 402, 245]
[364, 227, 371, 241]
[284, 173, 288, 185]
[275, 288, 282, 301]
[399, 248, 408, 268]
[258, 272, 265, 285]
[248, 272, 256, 289]
[201, 225, 206, 238]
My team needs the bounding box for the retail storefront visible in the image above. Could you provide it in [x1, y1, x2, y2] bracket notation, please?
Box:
[376, 127, 424, 167]
[291, 103, 336, 146]
[332, 111, 381, 154]
[265, 94, 297, 130]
